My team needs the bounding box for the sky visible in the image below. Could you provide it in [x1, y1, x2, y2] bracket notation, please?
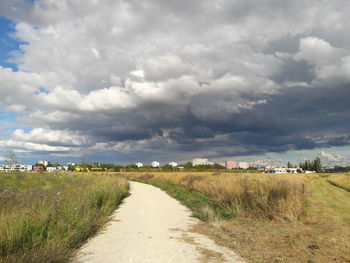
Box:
[0, 0, 349, 166]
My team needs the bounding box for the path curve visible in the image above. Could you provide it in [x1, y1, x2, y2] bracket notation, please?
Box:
[75, 181, 244, 263]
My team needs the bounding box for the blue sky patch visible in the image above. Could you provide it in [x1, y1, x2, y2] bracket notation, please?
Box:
[0, 16, 21, 70]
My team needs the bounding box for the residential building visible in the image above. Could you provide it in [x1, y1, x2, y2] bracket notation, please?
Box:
[0, 164, 32, 172]
[151, 161, 160, 168]
[225, 160, 237, 169]
[46, 167, 57, 172]
[219, 162, 226, 167]
[265, 167, 303, 174]
[238, 161, 249, 169]
[135, 162, 143, 168]
[21, 165, 33, 171]
[169, 162, 177, 167]
[33, 165, 44, 172]
[192, 158, 208, 166]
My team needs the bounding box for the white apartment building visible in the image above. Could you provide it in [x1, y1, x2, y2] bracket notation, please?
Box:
[238, 161, 249, 169]
[169, 162, 178, 167]
[135, 162, 143, 168]
[265, 167, 303, 174]
[0, 164, 33, 172]
[151, 161, 160, 168]
[46, 166, 63, 172]
[192, 158, 208, 166]
[46, 167, 57, 172]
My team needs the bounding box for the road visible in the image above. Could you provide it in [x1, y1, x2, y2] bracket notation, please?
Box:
[74, 181, 244, 263]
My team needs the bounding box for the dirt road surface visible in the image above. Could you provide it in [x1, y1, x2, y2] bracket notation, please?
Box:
[74, 181, 244, 263]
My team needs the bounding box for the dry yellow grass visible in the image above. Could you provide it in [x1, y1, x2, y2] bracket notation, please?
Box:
[124, 172, 315, 220]
[327, 173, 350, 191]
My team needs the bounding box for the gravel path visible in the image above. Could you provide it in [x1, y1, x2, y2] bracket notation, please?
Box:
[74, 181, 244, 263]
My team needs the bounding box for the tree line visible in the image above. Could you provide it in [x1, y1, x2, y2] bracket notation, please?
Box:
[299, 157, 322, 172]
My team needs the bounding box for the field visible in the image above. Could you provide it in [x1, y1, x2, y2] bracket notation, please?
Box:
[0, 172, 128, 263]
[123, 171, 350, 263]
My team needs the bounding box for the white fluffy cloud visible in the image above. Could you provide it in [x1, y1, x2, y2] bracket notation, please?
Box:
[12, 128, 87, 146]
[319, 151, 347, 163]
[294, 37, 350, 85]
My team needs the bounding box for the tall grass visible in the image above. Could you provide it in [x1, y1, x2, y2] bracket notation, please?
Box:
[0, 172, 129, 263]
[126, 172, 314, 221]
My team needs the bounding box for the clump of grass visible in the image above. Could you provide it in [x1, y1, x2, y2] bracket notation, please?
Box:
[0, 172, 128, 263]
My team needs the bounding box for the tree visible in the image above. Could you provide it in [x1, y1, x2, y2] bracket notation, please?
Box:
[314, 157, 322, 173]
[5, 151, 18, 166]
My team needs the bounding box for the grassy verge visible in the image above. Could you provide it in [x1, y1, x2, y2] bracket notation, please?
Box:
[0, 172, 129, 263]
[327, 173, 350, 192]
[128, 177, 234, 221]
[125, 172, 310, 220]
[123, 172, 350, 263]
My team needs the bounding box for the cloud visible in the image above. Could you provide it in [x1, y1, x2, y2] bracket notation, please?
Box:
[319, 151, 345, 162]
[0, 139, 74, 152]
[12, 128, 87, 146]
[0, 0, 349, 162]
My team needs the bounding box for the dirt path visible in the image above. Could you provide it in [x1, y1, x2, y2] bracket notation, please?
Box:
[74, 181, 244, 263]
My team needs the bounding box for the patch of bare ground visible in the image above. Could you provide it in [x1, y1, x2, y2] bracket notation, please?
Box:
[177, 231, 226, 263]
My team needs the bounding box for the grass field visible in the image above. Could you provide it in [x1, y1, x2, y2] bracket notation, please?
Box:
[0, 172, 129, 263]
[123, 172, 350, 263]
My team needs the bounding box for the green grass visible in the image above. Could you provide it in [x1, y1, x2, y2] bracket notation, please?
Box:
[0, 172, 129, 263]
[310, 177, 350, 225]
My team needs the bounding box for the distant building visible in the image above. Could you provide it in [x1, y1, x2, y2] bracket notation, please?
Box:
[66, 162, 76, 166]
[225, 160, 237, 169]
[192, 158, 208, 166]
[219, 162, 226, 167]
[169, 162, 178, 167]
[135, 162, 143, 168]
[305, 170, 316, 174]
[38, 160, 48, 166]
[238, 161, 249, 169]
[46, 167, 56, 172]
[151, 161, 160, 168]
[0, 164, 32, 172]
[265, 167, 303, 174]
[33, 165, 44, 172]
